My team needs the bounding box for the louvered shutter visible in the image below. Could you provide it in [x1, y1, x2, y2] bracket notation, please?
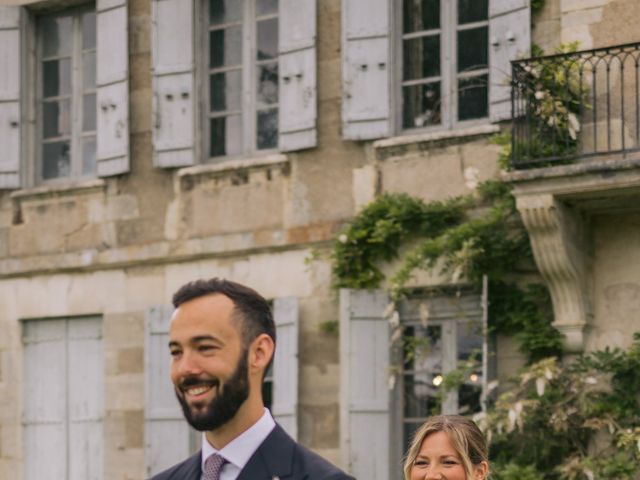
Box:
[278, 0, 317, 152]
[96, 0, 129, 176]
[342, 0, 391, 140]
[151, 0, 195, 168]
[144, 306, 193, 477]
[272, 296, 299, 439]
[340, 289, 392, 480]
[0, 7, 22, 189]
[489, 0, 530, 121]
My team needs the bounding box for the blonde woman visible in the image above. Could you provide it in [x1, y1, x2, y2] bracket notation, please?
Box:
[404, 415, 489, 480]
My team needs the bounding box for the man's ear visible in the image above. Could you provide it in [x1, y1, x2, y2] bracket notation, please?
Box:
[249, 333, 275, 374]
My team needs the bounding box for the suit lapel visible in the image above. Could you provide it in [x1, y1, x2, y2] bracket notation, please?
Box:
[236, 425, 296, 480]
[171, 451, 201, 480]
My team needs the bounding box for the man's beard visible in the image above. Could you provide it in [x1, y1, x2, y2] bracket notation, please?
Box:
[175, 352, 250, 431]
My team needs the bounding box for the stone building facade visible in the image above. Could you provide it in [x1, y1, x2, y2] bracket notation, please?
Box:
[0, 0, 638, 479]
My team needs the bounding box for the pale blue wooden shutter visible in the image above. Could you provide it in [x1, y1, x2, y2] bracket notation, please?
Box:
[151, 0, 196, 168]
[23, 320, 68, 479]
[339, 289, 392, 480]
[0, 7, 22, 189]
[342, 0, 391, 140]
[489, 0, 530, 121]
[67, 318, 104, 480]
[145, 306, 194, 477]
[23, 318, 104, 480]
[96, 0, 130, 176]
[278, 0, 317, 152]
[271, 297, 299, 439]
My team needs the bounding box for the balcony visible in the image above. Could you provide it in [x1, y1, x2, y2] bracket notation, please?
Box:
[510, 42, 640, 169]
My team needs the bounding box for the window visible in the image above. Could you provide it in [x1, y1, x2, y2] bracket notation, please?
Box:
[401, 0, 489, 130]
[23, 317, 104, 479]
[340, 288, 490, 480]
[38, 7, 96, 182]
[398, 294, 484, 452]
[204, 0, 279, 159]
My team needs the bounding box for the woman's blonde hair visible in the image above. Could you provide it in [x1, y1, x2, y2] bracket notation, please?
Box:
[403, 415, 488, 479]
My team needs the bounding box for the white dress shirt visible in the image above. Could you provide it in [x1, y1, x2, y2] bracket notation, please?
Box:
[201, 408, 276, 480]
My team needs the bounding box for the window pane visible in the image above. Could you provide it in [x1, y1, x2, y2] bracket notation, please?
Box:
[458, 0, 488, 24]
[457, 26, 488, 73]
[257, 108, 278, 149]
[403, 325, 442, 418]
[43, 59, 72, 98]
[257, 18, 278, 61]
[257, 63, 278, 105]
[210, 70, 242, 112]
[41, 15, 72, 58]
[83, 93, 96, 132]
[42, 141, 71, 179]
[457, 322, 483, 414]
[458, 74, 488, 120]
[403, 35, 440, 81]
[43, 100, 71, 139]
[210, 0, 243, 25]
[82, 137, 97, 175]
[210, 27, 242, 68]
[402, 82, 441, 128]
[257, 0, 278, 16]
[210, 115, 242, 157]
[403, 0, 439, 33]
[83, 51, 96, 90]
[82, 11, 96, 50]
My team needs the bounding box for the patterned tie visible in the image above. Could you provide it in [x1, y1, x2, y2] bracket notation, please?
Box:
[203, 453, 227, 480]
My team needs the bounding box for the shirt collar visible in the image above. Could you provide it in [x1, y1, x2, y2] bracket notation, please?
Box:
[201, 408, 276, 472]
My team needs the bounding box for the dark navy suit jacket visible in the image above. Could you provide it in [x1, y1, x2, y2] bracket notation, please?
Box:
[149, 424, 355, 480]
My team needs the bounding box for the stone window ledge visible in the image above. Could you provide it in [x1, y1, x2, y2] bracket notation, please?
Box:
[372, 124, 500, 160]
[178, 153, 289, 180]
[10, 179, 106, 202]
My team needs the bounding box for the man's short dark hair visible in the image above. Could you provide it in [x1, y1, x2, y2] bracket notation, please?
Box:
[172, 278, 276, 350]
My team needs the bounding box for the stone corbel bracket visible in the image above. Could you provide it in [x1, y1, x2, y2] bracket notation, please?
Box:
[516, 193, 592, 353]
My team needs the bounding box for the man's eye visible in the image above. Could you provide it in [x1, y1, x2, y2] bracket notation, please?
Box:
[170, 350, 181, 357]
[198, 345, 216, 352]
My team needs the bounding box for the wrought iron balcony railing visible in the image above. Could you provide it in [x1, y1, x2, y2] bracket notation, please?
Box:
[511, 42, 640, 169]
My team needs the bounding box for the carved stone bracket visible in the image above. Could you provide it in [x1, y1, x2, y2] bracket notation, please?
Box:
[516, 194, 592, 353]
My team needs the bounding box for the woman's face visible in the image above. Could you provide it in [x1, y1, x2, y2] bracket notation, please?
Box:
[410, 431, 486, 480]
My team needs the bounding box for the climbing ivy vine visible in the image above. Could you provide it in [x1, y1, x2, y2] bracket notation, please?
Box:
[331, 182, 563, 362]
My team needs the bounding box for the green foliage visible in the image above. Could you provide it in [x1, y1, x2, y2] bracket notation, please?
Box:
[331, 183, 562, 362]
[318, 320, 339, 336]
[331, 193, 468, 289]
[492, 463, 545, 480]
[480, 335, 640, 479]
[531, 0, 546, 15]
[510, 43, 587, 169]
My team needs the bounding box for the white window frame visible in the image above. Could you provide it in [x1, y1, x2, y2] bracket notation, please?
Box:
[199, 0, 280, 162]
[34, 5, 97, 185]
[394, 0, 490, 134]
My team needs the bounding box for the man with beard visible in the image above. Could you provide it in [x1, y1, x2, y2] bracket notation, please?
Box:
[150, 278, 354, 480]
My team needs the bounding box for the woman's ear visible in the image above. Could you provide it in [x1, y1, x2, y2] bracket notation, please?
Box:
[473, 461, 489, 480]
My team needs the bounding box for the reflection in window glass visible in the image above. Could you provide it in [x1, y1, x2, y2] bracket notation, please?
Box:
[403, 0, 439, 33]
[457, 27, 488, 73]
[42, 141, 71, 179]
[257, 109, 278, 149]
[39, 9, 96, 182]
[207, 1, 279, 159]
[403, 35, 441, 81]
[257, 18, 278, 60]
[458, 0, 488, 24]
[458, 74, 488, 121]
[209, 27, 243, 68]
[402, 82, 441, 128]
[210, 0, 244, 25]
